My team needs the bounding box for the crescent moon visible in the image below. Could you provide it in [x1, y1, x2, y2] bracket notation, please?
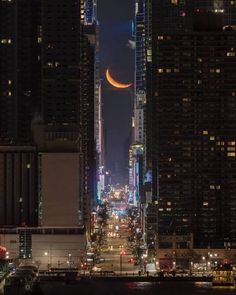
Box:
[106, 68, 132, 89]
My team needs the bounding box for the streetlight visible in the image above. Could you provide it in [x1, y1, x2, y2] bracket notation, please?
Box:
[44, 249, 52, 271]
[68, 253, 72, 268]
[120, 250, 126, 275]
[202, 256, 206, 274]
[44, 252, 50, 271]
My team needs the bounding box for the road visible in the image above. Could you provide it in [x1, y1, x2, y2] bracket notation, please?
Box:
[98, 201, 139, 274]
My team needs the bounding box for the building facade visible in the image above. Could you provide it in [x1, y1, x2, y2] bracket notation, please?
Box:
[145, 1, 236, 250]
[0, 0, 41, 144]
[0, 146, 38, 227]
[0, 0, 96, 236]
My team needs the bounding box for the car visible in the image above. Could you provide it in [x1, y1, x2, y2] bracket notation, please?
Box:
[92, 266, 102, 272]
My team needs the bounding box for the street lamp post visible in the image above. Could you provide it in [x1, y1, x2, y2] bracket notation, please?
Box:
[120, 250, 126, 276]
[68, 253, 72, 268]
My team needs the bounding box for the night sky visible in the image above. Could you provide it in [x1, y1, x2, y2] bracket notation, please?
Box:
[98, 0, 134, 184]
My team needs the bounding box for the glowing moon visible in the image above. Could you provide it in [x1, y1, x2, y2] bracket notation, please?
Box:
[106, 68, 132, 89]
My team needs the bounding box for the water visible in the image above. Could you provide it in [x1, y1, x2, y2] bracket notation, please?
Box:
[41, 281, 235, 295]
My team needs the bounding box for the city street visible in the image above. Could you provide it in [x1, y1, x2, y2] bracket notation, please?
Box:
[97, 199, 139, 274]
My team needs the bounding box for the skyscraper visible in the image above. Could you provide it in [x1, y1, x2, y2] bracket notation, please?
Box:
[0, 0, 41, 144]
[0, 0, 96, 264]
[0, 0, 96, 232]
[145, 1, 236, 250]
[134, 0, 146, 144]
[0, 0, 41, 227]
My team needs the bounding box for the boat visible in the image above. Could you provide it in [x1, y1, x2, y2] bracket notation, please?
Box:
[212, 264, 235, 287]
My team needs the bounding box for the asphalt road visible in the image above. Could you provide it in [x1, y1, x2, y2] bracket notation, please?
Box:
[98, 201, 139, 274]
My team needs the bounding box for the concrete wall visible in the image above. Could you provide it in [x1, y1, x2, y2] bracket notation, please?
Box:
[32, 234, 86, 270]
[41, 153, 81, 226]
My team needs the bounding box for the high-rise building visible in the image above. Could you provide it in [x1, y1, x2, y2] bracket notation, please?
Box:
[35, 0, 96, 231]
[0, 0, 41, 227]
[41, 0, 81, 127]
[134, 0, 146, 144]
[0, 0, 41, 144]
[0, 0, 96, 233]
[0, 0, 96, 264]
[146, 5, 236, 249]
[84, 0, 104, 202]
[129, 0, 146, 205]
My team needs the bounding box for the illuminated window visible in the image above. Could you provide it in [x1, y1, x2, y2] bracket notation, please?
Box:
[158, 36, 164, 40]
[8, 91, 12, 96]
[228, 141, 235, 146]
[210, 185, 215, 189]
[158, 69, 163, 73]
[227, 147, 235, 151]
[210, 136, 215, 141]
[203, 130, 208, 135]
[167, 202, 172, 206]
[203, 202, 208, 206]
[227, 152, 235, 157]
[8, 80, 12, 85]
[216, 69, 221, 73]
[182, 97, 190, 102]
[166, 69, 171, 73]
[182, 218, 188, 222]
[227, 52, 235, 56]
[171, 0, 178, 4]
[166, 208, 172, 211]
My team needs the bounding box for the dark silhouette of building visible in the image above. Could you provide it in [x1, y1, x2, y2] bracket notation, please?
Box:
[0, 0, 41, 227]
[145, 2, 236, 249]
[0, 0, 96, 232]
[0, 0, 41, 144]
